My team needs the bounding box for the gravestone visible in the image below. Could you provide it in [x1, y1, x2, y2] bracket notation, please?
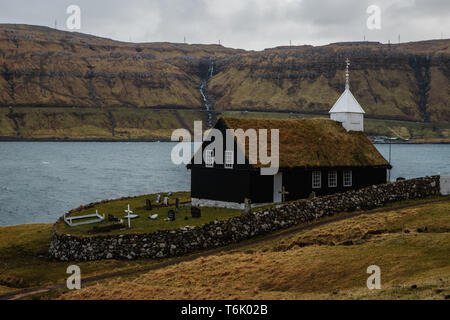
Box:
[163, 197, 169, 206]
[156, 194, 161, 203]
[175, 198, 180, 211]
[146, 199, 152, 210]
[191, 206, 201, 218]
[148, 214, 158, 220]
[108, 214, 119, 222]
[168, 210, 175, 221]
[244, 198, 251, 214]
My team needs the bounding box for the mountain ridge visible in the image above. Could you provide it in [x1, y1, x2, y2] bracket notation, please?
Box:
[0, 24, 449, 140]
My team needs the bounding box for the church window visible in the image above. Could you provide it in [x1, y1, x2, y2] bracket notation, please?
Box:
[312, 171, 321, 188]
[328, 171, 337, 187]
[225, 150, 234, 169]
[205, 150, 214, 168]
[343, 170, 352, 186]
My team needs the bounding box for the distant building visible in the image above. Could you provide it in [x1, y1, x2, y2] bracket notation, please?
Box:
[187, 59, 391, 209]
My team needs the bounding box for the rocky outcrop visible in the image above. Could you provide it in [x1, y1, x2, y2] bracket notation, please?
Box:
[49, 176, 440, 261]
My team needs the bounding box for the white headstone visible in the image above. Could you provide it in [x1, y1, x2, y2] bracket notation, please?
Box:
[124, 204, 133, 228]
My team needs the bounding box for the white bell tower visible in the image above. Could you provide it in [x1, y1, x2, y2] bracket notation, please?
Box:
[329, 58, 365, 132]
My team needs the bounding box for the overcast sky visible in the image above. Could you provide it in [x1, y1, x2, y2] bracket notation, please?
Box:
[0, 0, 448, 50]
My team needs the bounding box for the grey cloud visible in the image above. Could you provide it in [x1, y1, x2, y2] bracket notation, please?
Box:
[0, 0, 448, 49]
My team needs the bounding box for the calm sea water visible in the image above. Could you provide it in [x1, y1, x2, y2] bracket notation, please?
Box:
[0, 142, 449, 226]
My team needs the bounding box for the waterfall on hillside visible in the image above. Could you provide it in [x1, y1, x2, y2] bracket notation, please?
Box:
[199, 58, 215, 128]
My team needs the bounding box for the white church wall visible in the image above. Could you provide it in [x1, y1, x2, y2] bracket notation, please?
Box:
[331, 112, 363, 132]
[191, 198, 272, 209]
[441, 176, 450, 195]
[191, 197, 245, 209]
[273, 172, 282, 203]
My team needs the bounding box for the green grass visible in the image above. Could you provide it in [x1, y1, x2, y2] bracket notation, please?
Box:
[2, 107, 449, 142]
[56, 192, 242, 237]
[0, 223, 184, 296]
[0, 107, 206, 140]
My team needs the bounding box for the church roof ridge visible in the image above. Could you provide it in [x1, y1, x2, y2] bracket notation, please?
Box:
[215, 117, 389, 168]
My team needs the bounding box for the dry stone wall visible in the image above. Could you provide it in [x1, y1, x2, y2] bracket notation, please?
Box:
[49, 176, 440, 261]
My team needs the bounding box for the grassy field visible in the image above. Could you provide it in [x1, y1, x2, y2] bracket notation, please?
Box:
[56, 192, 242, 237]
[219, 111, 450, 141]
[1, 196, 448, 299]
[58, 198, 450, 300]
[1, 107, 449, 142]
[0, 107, 206, 141]
[0, 223, 184, 297]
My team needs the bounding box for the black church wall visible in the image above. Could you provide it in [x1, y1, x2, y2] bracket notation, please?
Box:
[249, 172, 273, 203]
[191, 167, 251, 203]
[283, 167, 388, 201]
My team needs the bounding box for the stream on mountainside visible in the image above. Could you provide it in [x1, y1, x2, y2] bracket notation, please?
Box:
[199, 58, 215, 128]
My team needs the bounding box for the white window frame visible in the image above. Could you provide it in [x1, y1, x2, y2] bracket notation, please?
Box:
[205, 150, 214, 168]
[328, 171, 337, 187]
[224, 150, 234, 169]
[343, 170, 352, 187]
[312, 171, 321, 189]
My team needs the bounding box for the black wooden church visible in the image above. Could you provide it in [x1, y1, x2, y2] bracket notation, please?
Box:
[187, 69, 391, 209]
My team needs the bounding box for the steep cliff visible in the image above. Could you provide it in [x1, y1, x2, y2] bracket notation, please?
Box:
[0, 24, 239, 110]
[210, 42, 449, 123]
[0, 24, 449, 140]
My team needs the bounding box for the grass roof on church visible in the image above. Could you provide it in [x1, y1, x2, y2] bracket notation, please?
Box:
[218, 117, 390, 168]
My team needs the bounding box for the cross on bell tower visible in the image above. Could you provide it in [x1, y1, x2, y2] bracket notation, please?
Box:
[345, 58, 350, 90]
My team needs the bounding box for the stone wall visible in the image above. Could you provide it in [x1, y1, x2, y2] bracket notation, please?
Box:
[49, 176, 440, 261]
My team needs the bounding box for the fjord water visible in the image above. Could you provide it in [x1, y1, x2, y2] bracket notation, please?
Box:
[0, 142, 449, 226]
[0, 142, 190, 225]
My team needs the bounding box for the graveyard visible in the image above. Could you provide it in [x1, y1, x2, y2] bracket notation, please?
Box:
[60, 198, 450, 300]
[55, 191, 242, 237]
[0, 193, 448, 299]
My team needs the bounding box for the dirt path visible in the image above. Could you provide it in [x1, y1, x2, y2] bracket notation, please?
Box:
[1, 197, 448, 300]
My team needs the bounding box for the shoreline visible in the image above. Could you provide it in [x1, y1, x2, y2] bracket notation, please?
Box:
[1, 137, 449, 144]
[0, 137, 173, 142]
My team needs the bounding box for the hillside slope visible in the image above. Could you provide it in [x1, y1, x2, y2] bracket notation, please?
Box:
[59, 200, 450, 300]
[211, 42, 450, 123]
[0, 24, 449, 140]
[0, 24, 239, 110]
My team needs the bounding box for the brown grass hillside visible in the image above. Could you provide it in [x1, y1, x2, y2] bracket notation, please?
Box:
[0, 24, 449, 122]
[0, 24, 239, 109]
[59, 200, 450, 300]
[210, 41, 450, 123]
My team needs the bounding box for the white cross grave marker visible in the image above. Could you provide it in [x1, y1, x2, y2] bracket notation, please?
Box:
[124, 204, 133, 228]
